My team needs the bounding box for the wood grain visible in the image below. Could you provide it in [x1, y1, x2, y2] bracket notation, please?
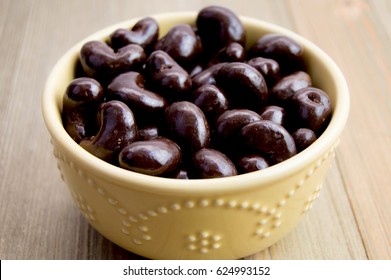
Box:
[1, 0, 390, 259]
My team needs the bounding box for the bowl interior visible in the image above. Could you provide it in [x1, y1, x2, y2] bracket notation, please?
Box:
[42, 12, 349, 195]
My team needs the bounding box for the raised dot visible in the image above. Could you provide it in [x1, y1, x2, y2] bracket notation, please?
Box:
[97, 188, 106, 196]
[262, 232, 271, 238]
[117, 208, 127, 215]
[316, 159, 322, 168]
[185, 201, 195, 208]
[69, 161, 76, 170]
[306, 168, 314, 178]
[273, 212, 282, 219]
[287, 189, 296, 197]
[200, 239, 209, 246]
[297, 179, 305, 188]
[158, 207, 168, 214]
[171, 203, 181, 211]
[240, 201, 249, 209]
[139, 213, 149, 220]
[212, 235, 221, 242]
[142, 234, 151, 241]
[77, 169, 84, 177]
[255, 228, 264, 236]
[78, 194, 85, 202]
[199, 199, 209, 207]
[268, 208, 276, 215]
[212, 243, 221, 249]
[259, 207, 268, 214]
[122, 220, 131, 227]
[214, 199, 224, 207]
[87, 178, 94, 186]
[200, 231, 209, 238]
[188, 235, 197, 242]
[188, 244, 197, 251]
[259, 219, 267, 225]
[278, 200, 286, 207]
[133, 238, 143, 245]
[121, 228, 130, 235]
[87, 205, 94, 213]
[88, 214, 96, 221]
[138, 225, 148, 232]
[128, 216, 138, 223]
[227, 200, 237, 208]
[147, 210, 157, 217]
[273, 221, 282, 228]
[107, 197, 118, 205]
[200, 248, 209, 254]
[251, 203, 260, 211]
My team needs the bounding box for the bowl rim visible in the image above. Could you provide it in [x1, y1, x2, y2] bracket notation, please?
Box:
[42, 11, 349, 195]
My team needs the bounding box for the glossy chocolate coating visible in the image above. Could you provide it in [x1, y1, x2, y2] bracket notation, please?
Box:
[249, 34, 305, 74]
[138, 126, 159, 141]
[62, 78, 103, 143]
[240, 120, 297, 164]
[192, 62, 227, 89]
[192, 148, 237, 178]
[196, 5, 246, 56]
[292, 128, 317, 152]
[216, 109, 262, 140]
[154, 24, 202, 70]
[167, 168, 189, 179]
[291, 87, 332, 133]
[63, 107, 92, 143]
[209, 42, 245, 65]
[107, 71, 167, 122]
[109, 17, 159, 51]
[271, 71, 311, 103]
[215, 109, 262, 157]
[119, 137, 181, 176]
[145, 50, 192, 100]
[80, 41, 146, 80]
[164, 101, 210, 154]
[259, 105, 286, 126]
[237, 154, 269, 174]
[80, 100, 138, 163]
[247, 57, 280, 88]
[216, 62, 269, 107]
[63, 77, 103, 112]
[192, 84, 229, 122]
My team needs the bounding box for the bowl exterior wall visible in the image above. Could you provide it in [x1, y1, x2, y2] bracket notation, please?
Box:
[52, 139, 337, 259]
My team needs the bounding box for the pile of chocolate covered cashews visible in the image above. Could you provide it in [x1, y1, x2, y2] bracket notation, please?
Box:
[62, 6, 332, 179]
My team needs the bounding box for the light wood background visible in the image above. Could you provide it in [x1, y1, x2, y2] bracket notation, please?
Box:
[1, 0, 390, 260]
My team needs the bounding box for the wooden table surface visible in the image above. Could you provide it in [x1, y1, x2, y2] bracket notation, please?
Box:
[1, 0, 390, 260]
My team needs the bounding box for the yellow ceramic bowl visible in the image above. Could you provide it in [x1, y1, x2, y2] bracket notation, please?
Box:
[42, 12, 349, 259]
